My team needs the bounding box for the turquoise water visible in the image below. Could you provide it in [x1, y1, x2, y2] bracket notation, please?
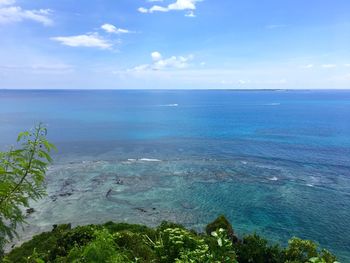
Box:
[0, 90, 350, 260]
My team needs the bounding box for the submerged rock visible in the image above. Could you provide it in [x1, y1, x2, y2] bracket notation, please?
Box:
[26, 208, 35, 214]
[115, 178, 123, 185]
[135, 207, 147, 213]
[180, 201, 195, 210]
[106, 188, 112, 198]
[58, 192, 73, 197]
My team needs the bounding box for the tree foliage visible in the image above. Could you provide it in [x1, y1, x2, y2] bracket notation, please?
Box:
[4, 217, 339, 263]
[0, 124, 55, 256]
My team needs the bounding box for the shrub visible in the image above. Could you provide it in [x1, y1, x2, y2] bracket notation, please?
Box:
[148, 227, 206, 262]
[104, 221, 157, 240]
[284, 237, 337, 263]
[114, 231, 155, 262]
[4, 225, 71, 263]
[70, 229, 117, 262]
[205, 215, 238, 243]
[208, 228, 237, 263]
[235, 233, 284, 263]
[4, 219, 339, 263]
[50, 224, 97, 260]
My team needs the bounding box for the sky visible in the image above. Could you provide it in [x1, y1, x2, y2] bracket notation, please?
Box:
[0, 0, 350, 89]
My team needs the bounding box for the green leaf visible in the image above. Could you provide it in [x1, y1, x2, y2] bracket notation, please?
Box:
[38, 150, 52, 162]
[16, 131, 30, 142]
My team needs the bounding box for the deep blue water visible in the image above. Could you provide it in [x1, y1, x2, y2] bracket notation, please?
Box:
[1, 90, 350, 260]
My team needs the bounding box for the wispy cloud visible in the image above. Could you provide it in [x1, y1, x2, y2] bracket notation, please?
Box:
[238, 79, 250, 85]
[51, 33, 112, 49]
[321, 64, 337, 68]
[0, 0, 15, 6]
[185, 11, 196, 17]
[129, 51, 194, 71]
[52, 23, 129, 50]
[221, 79, 287, 86]
[101, 23, 131, 34]
[138, 7, 148, 13]
[300, 63, 350, 69]
[0, 63, 74, 77]
[138, 0, 200, 16]
[301, 64, 314, 69]
[0, 63, 73, 71]
[30, 64, 73, 71]
[0, 0, 53, 26]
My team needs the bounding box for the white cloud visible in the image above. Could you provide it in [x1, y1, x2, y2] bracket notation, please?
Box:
[301, 64, 314, 69]
[51, 33, 112, 49]
[185, 11, 196, 17]
[168, 0, 197, 11]
[220, 80, 234, 85]
[149, 5, 168, 12]
[30, 64, 73, 71]
[154, 55, 193, 70]
[129, 51, 194, 71]
[131, 64, 150, 72]
[138, 7, 148, 13]
[0, 0, 15, 6]
[0, 63, 73, 72]
[101, 23, 131, 34]
[238, 79, 250, 85]
[0, 0, 52, 26]
[151, 51, 162, 61]
[321, 64, 337, 68]
[344, 64, 350, 67]
[138, 0, 200, 16]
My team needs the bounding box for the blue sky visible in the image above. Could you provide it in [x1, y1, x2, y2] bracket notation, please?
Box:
[0, 0, 350, 89]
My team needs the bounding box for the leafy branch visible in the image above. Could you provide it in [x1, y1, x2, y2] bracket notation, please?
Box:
[0, 124, 56, 253]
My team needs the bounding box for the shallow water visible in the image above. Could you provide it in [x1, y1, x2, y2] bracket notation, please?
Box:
[1, 90, 350, 260]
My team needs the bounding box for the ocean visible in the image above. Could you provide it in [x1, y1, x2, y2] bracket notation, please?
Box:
[0, 89, 350, 260]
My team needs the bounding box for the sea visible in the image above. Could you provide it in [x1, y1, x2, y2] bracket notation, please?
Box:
[0, 89, 349, 261]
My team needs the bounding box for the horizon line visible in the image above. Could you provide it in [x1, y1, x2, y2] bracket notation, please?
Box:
[1, 88, 350, 91]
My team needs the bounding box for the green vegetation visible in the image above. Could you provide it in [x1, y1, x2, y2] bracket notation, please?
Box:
[0, 124, 55, 258]
[4, 216, 338, 263]
[205, 214, 238, 243]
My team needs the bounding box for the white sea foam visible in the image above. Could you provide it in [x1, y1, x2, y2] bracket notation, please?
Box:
[122, 158, 137, 164]
[124, 158, 162, 163]
[241, 161, 248, 165]
[139, 158, 161, 162]
[158, 104, 178, 107]
[268, 176, 278, 181]
[306, 183, 314, 187]
[264, 103, 281, 106]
